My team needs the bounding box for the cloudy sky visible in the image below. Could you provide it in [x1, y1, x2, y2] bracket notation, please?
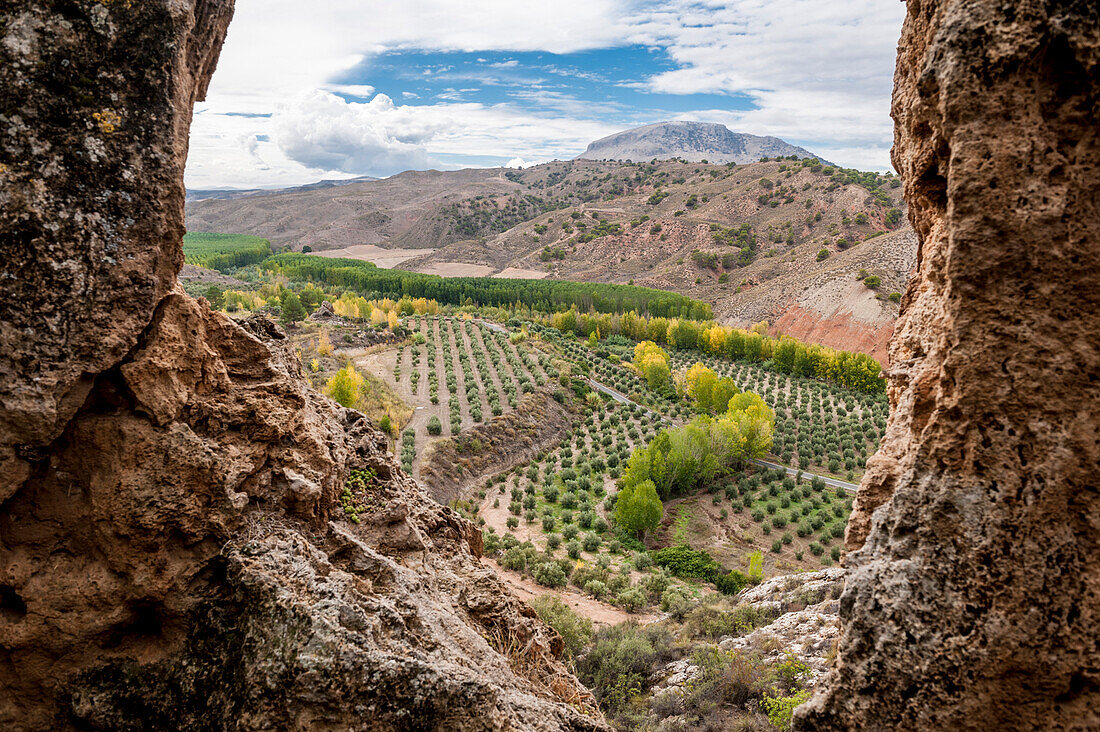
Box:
[185, 0, 907, 190]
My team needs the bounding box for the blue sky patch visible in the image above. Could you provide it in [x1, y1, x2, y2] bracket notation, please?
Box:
[332, 46, 758, 122]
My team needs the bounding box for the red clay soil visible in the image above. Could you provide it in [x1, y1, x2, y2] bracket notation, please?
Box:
[771, 304, 894, 365]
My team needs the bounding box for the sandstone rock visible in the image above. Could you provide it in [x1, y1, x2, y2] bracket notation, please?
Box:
[719, 569, 844, 685]
[0, 1, 606, 729]
[310, 299, 337, 320]
[797, 1, 1100, 728]
[0, 0, 232, 494]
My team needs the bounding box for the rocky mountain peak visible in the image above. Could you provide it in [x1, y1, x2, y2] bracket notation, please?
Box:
[576, 121, 821, 164]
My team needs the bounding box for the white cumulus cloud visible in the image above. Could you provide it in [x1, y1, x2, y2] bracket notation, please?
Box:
[272, 91, 442, 176]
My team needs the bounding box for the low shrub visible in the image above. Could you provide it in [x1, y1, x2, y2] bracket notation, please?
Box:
[534, 561, 567, 588]
[660, 586, 693, 619]
[617, 587, 647, 613]
[529, 595, 593, 660]
[654, 545, 723, 581]
[576, 623, 675, 715]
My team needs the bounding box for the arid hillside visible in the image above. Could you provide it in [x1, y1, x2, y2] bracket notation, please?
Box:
[189, 158, 915, 362]
[185, 167, 522, 252]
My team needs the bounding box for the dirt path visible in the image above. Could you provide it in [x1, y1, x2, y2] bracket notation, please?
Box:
[484, 559, 659, 627]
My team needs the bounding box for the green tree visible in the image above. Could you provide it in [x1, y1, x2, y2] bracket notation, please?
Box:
[203, 285, 224, 310]
[712, 377, 740, 412]
[280, 291, 306, 324]
[613, 480, 663, 538]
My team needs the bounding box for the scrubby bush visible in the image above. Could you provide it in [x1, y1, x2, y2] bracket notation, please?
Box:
[576, 624, 674, 714]
[653, 545, 723, 581]
[715, 570, 751, 595]
[617, 587, 647, 613]
[585, 580, 609, 600]
[530, 595, 593, 660]
[534, 561, 567, 588]
[659, 586, 693, 619]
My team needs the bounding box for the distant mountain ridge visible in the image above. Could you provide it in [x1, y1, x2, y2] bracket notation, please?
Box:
[185, 175, 378, 202]
[576, 121, 823, 165]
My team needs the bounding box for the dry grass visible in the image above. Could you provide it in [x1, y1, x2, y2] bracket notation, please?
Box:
[355, 370, 413, 427]
[482, 624, 604, 719]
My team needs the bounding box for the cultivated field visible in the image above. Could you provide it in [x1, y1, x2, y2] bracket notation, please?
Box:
[315, 244, 432, 268]
[355, 316, 551, 475]
[334, 312, 882, 619]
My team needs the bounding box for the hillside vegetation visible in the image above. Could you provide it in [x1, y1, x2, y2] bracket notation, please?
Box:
[261, 253, 713, 319]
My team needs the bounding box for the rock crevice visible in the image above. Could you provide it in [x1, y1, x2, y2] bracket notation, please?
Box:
[797, 1, 1100, 728]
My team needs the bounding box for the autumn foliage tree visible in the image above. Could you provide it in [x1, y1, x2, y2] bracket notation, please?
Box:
[551, 310, 884, 393]
[324, 363, 363, 408]
[634, 341, 671, 391]
[684, 362, 740, 414]
[618, 390, 774, 500]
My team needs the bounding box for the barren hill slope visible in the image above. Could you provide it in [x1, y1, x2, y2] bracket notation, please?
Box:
[185, 167, 525, 251]
[187, 158, 915, 362]
[412, 158, 915, 362]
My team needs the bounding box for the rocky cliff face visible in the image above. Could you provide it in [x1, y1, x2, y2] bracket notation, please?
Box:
[796, 0, 1099, 728]
[0, 2, 604, 730]
[575, 121, 820, 164]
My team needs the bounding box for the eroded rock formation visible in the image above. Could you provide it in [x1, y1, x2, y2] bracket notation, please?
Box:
[0, 2, 604, 729]
[797, 0, 1099, 728]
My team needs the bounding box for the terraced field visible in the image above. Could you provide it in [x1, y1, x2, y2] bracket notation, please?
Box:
[355, 316, 554, 477]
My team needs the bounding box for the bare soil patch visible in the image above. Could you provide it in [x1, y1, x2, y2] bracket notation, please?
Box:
[493, 267, 548, 280]
[417, 262, 495, 278]
[315, 244, 432, 268]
